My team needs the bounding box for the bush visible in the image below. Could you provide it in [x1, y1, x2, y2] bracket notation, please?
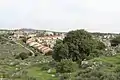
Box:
[90, 70, 103, 78]
[87, 49, 104, 59]
[2, 73, 10, 78]
[28, 52, 33, 56]
[115, 66, 120, 72]
[9, 41, 16, 44]
[115, 46, 120, 53]
[41, 63, 51, 71]
[56, 59, 78, 73]
[95, 41, 106, 50]
[49, 60, 57, 67]
[111, 36, 120, 46]
[59, 73, 71, 80]
[89, 76, 99, 80]
[19, 52, 29, 60]
[39, 63, 51, 71]
[15, 55, 20, 59]
[27, 77, 36, 80]
[100, 73, 117, 80]
[21, 37, 27, 43]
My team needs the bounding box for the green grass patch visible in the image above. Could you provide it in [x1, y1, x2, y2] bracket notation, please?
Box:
[26, 67, 58, 80]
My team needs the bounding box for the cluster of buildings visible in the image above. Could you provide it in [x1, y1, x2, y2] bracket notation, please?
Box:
[26, 38, 52, 55]
[1, 29, 65, 55]
[13, 29, 37, 39]
[11, 29, 120, 55]
[36, 35, 64, 48]
[26, 35, 65, 55]
[92, 33, 118, 39]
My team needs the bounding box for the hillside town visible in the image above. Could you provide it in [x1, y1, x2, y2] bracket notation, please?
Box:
[1, 29, 120, 80]
[1, 29, 65, 55]
[0, 29, 119, 56]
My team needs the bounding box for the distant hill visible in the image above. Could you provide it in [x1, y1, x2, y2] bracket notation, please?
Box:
[17, 28, 66, 33]
[1, 28, 119, 35]
[16, 28, 45, 33]
[19, 28, 36, 31]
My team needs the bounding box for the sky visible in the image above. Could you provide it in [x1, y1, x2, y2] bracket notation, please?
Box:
[0, 0, 120, 32]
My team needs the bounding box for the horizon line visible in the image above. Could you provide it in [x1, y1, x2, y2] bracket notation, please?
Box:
[0, 28, 120, 34]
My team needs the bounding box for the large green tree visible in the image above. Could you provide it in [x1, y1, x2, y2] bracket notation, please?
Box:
[53, 29, 96, 62]
[53, 40, 69, 61]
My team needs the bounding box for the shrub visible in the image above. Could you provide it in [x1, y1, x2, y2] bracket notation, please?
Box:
[89, 76, 99, 80]
[27, 77, 36, 80]
[9, 41, 16, 44]
[19, 52, 29, 60]
[59, 73, 71, 80]
[87, 49, 105, 59]
[15, 55, 20, 59]
[2, 73, 10, 78]
[100, 73, 117, 80]
[41, 63, 51, 71]
[90, 69, 103, 78]
[28, 52, 33, 56]
[56, 59, 78, 73]
[95, 41, 106, 50]
[115, 66, 120, 72]
[111, 36, 120, 46]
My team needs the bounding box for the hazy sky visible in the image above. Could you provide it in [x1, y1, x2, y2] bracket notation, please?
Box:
[0, 0, 120, 32]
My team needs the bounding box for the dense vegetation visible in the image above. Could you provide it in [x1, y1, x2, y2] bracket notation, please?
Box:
[52, 29, 120, 80]
[0, 34, 57, 80]
[53, 30, 105, 62]
[0, 29, 120, 80]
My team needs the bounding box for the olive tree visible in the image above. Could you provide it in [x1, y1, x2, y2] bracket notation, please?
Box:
[53, 29, 96, 62]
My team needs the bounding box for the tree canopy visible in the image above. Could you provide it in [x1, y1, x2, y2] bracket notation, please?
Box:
[52, 29, 98, 62]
